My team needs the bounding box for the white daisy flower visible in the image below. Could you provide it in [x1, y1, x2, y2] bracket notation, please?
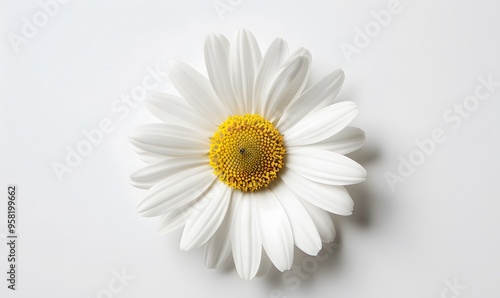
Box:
[130, 29, 366, 280]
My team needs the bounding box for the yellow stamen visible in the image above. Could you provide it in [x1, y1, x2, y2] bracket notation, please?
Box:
[209, 114, 285, 192]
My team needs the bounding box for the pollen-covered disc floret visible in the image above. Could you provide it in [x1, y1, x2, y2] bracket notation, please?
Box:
[209, 114, 285, 192]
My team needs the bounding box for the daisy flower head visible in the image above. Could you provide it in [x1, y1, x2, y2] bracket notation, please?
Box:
[130, 29, 366, 280]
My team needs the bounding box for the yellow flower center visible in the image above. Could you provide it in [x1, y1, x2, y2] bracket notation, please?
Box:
[209, 114, 285, 192]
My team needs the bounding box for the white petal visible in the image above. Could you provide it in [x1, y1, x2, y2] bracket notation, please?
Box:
[130, 156, 207, 190]
[272, 180, 322, 255]
[130, 146, 167, 165]
[280, 168, 354, 215]
[256, 250, 272, 277]
[145, 92, 216, 138]
[283, 101, 358, 146]
[296, 197, 336, 243]
[253, 38, 289, 114]
[231, 191, 262, 280]
[255, 190, 294, 272]
[181, 183, 231, 251]
[262, 48, 311, 123]
[286, 148, 366, 186]
[230, 29, 262, 114]
[204, 192, 238, 269]
[129, 123, 209, 157]
[137, 165, 215, 217]
[204, 34, 239, 115]
[277, 69, 344, 131]
[300, 126, 366, 155]
[168, 60, 229, 124]
[157, 200, 201, 235]
[157, 211, 192, 235]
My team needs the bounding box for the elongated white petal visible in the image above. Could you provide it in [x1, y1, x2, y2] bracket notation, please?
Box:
[255, 190, 294, 271]
[204, 192, 239, 269]
[137, 165, 215, 217]
[263, 48, 311, 123]
[181, 183, 231, 251]
[157, 211, 192, 235]
[272, 180, 322, 255]
[278, 69, 344, 131]
[286, 148, 366, 186]
[231, 191, 262, 280]
[281, 168, 354, 215]
[130, 156, 207, 190]
[130, 146, 166, 165]
[299, 126, 365, 155]
[145, 92, 215, 138]
[296, 197, 336, 243]
[283, 101, 357, 146]
[168, 60, 229, 124]
[204, 34, 239, 115]
[253, 38, 289, 114]
[230, 29, 262, 114]
[129, 123, 208, 157]
[157, 200, 202, 235]
[256, 250, 272, 277]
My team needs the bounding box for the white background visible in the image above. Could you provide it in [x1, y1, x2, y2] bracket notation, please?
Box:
[1, 0, 500, 297]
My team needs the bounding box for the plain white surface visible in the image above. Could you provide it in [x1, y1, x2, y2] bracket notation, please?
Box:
[1, 0, 500, 297]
